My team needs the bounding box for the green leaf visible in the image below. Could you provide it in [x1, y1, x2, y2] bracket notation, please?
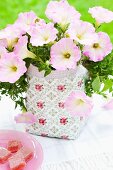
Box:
[44, 68, 52, 77]
[92, 76, 101, 92]
[101, 79, 113, 92]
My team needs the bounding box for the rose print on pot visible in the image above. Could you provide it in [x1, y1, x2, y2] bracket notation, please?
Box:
[58, 102, 65, 108]
[35, 84, 43, 91]
[41, 133, 48, 137]
[39, 118, 46, 125]
[61, 135, 69, 140]
[37, 101, 44, 109]
[57, 85, 66, 92]
[60, 117, 68, 125]
[77, 80, 83, 87]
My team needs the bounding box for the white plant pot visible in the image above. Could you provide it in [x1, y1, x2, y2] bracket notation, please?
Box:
[26, 64, 88, 139]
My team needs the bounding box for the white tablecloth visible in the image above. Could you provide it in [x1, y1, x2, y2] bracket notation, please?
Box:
[0, 94, 113, 170]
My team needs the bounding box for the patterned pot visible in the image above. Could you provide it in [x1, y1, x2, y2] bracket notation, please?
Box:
[26, 64, 88, 139]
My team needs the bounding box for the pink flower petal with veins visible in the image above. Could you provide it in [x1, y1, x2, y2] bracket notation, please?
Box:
[15, 112, 37, 124]
[65, 91, 93, 116]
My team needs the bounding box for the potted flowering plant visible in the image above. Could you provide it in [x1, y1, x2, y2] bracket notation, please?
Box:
[0, 0, 113, 139]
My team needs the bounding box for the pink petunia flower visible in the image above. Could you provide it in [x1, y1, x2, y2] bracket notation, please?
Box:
[66, 20, 97, 45]
[0, 39, 7, 48]
[0, 39, 8, 58]
[14, 36, 36, 59]
[0, 53, 27, 83]
[50, 38, 81, 70]
[15, 112, 37, 124]
[0, 47, 7, 59]
[88, 7, 113, 24]
[28, 22, 58, 46]
[0, 24, 24, 50]
[65, 91, 93, 117]
[103, 99, 113, 110]
[45, 0, 81, 28]
[83, 32, 113, 62]
[15, 11, 39, 33]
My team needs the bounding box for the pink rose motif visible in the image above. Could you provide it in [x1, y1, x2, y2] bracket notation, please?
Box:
[77, 80, 83, 87]
[37, 101, 44, 109]
[35, 84, 43, 91]
[61, 135, 69, 140]
[60, 117, 68, 125]
[57, 85, 66, 92]
[39, 118, 46, 125]
[58, 102, 65, 108]
[41, 133, 48, 137]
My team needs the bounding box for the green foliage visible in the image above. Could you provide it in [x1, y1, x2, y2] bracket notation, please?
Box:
[84, 51, 113, 97]
[0, 75, 28, 110]
[28, 44, 52, 76]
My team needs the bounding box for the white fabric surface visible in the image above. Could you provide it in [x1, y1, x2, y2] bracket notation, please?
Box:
[0, 94, 113, 170]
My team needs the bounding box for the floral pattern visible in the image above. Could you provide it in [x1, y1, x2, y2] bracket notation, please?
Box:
[57, 85, 66, 91]
[26, 65, 88, 139]
[37, 101, 44, 109]
[35, 84, 43, 91]
[60, 118, 68, 125]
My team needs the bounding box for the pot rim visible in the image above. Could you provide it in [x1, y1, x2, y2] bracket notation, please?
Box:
[27, 64, 88, 80]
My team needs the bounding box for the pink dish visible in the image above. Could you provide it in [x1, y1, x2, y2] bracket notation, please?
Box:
[0, 130, 43, 170]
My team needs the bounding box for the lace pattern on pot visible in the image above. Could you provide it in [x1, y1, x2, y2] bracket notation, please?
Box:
[26, 65, 88, 139]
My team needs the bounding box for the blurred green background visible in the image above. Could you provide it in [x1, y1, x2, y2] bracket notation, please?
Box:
[0, 0, 113, 41]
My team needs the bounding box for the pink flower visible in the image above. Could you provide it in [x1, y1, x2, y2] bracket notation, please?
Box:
[37, 102, 44, 109]
[29, 22, 58, 46]
[66, 20, 97, 45]
[0, 39, 7, 58]
[0, 39, 7, 48]
[57, 85, 66, 91]
[15, 112, 37, 124]
[0, 47, 7, 59]
[60, 117, 68, 125]
[39, 118, 46, 125]
[35, 84, 43, 91]
[83, 32, 112, 62]
[103, 99, 113, 110]
[14, 36, 36, 59]
[0, 53, 27, 83]
[58, 102, 65, 108]
[50, 38, 81, 70]
[15, 11, 38, 33]
[89, 7, 113, 24]
[65, 91, 93, 117]
[45, 0, 81, 28]
[0, 24, 24, 50]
